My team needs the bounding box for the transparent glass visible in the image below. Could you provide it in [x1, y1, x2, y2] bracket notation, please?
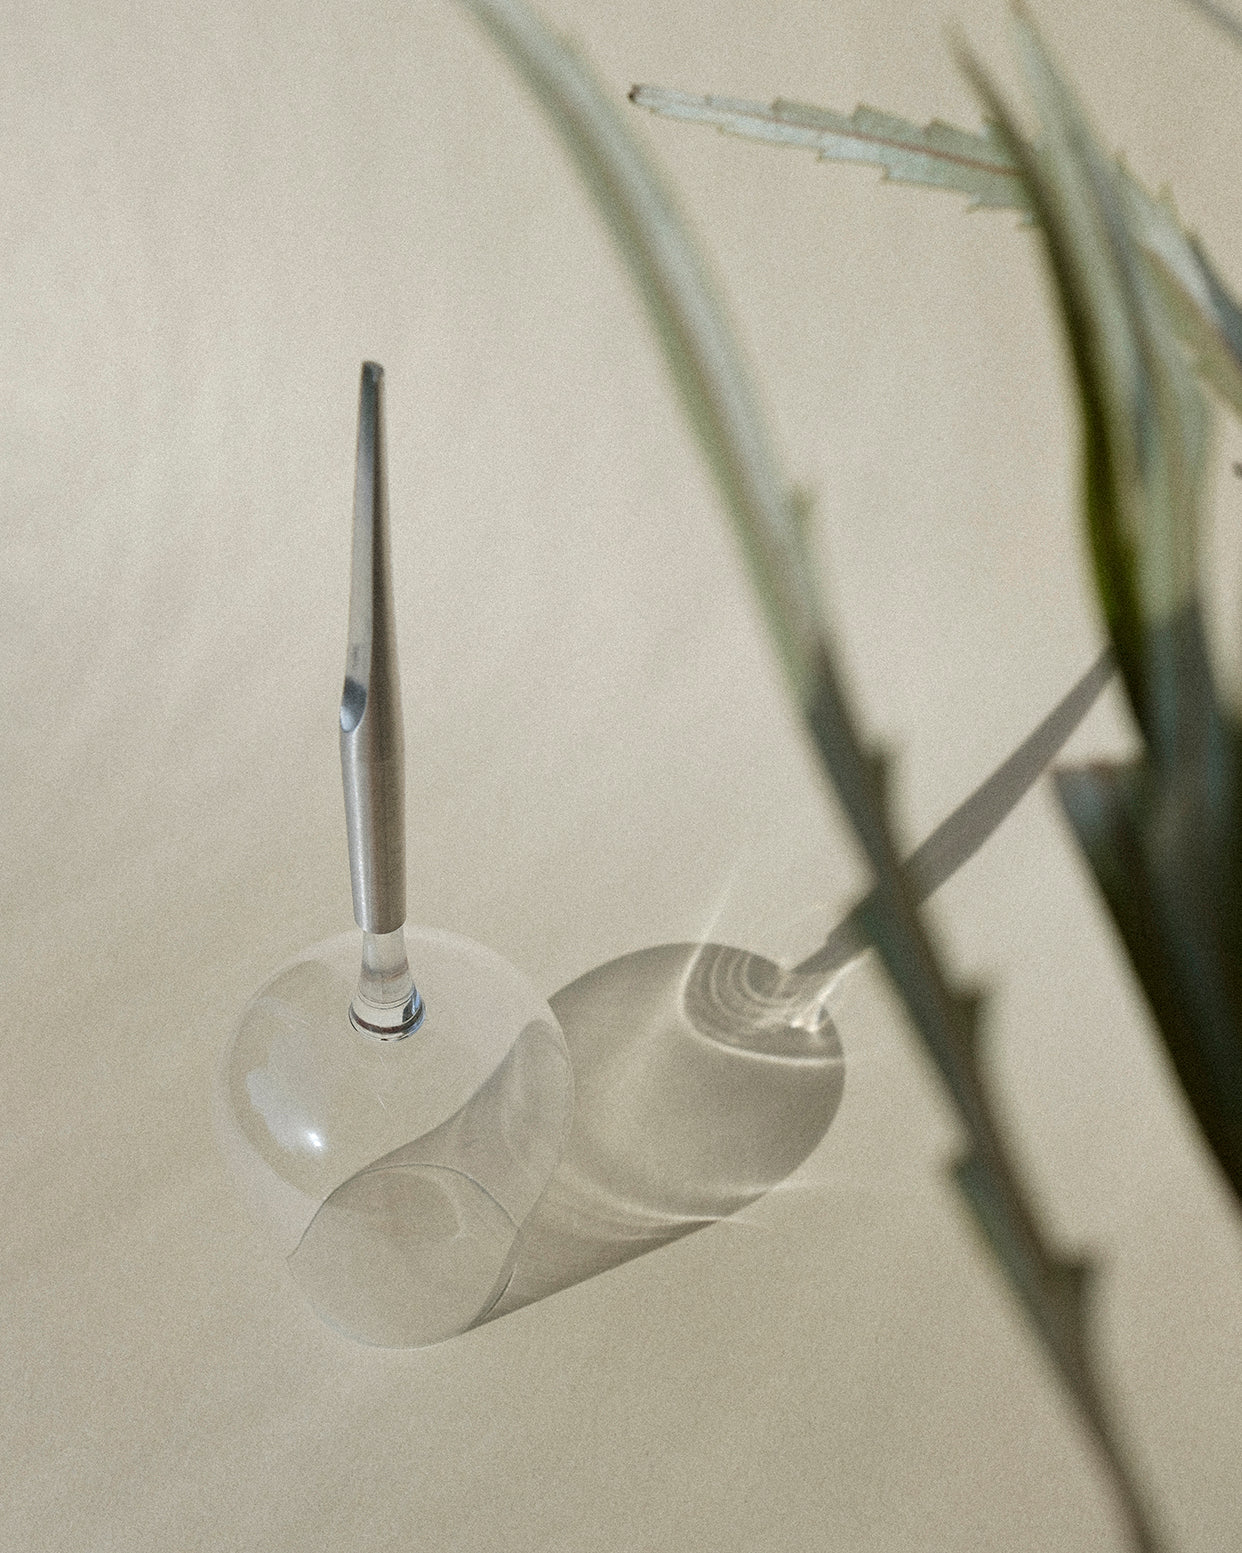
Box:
[215, 926, 573, 1346]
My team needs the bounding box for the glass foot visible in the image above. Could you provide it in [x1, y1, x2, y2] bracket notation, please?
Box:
[216, 925, 572, 1346]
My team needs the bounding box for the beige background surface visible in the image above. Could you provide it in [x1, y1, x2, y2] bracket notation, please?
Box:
[3, 0, 1241, 1548]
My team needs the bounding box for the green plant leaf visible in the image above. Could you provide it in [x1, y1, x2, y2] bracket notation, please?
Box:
[1140, 216, 1242, 423]
[1057, 716, 1242, 1203]
[968, 9, 1242, 1232]
[629, 86, 1029, 210]
[959, 14, 1210, 769]
[452, 3, 1163, 1544]
[632, 80, 1242, 435]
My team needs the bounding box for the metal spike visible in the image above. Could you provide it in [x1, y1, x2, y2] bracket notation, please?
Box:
[340, 362, 407, 935]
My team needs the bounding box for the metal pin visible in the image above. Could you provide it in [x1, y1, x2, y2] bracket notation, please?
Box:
[341, 362, 423, 1037]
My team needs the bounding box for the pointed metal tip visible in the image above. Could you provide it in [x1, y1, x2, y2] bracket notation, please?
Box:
[340, 360, 406, 935]
[355, 364, 384, 486]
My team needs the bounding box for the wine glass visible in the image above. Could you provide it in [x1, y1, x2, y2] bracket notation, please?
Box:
[216, 363, 573, 1347]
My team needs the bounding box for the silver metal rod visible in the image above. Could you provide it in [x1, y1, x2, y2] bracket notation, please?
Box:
[340, 361, 407, 936]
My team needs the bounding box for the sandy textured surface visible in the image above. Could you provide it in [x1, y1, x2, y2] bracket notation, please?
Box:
[3, 1, 1240, 1547]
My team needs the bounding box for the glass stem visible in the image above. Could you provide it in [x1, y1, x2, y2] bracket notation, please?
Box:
[350, 927, 424, 1039]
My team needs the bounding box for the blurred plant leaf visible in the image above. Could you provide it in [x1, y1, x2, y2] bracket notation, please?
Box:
[632, 81, 1242, 433]
[451, 1, 1163, 1544]
[1057, 736, 1242, 1199]
[966, 13, 1209, 768]
[1182, 0, 1242, 48]
[1140, 218, 1242, 422]
[960, 14, 1242, 1225]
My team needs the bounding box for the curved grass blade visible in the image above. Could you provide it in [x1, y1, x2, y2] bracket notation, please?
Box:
[447, 1, 1164, 1544]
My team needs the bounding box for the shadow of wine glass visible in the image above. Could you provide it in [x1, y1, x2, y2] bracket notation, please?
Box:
[482, 648, 1116, 1322]
[484, 941, 844, 1318]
